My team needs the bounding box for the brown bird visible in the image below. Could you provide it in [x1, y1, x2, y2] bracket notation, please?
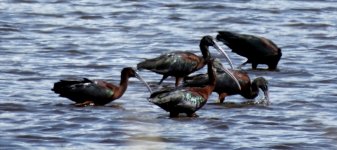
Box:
[148, 58, 240, 117]
[216, 31, 282, 70]
[184, 59, 269, 104]
[52, 67, 151, 106]
[137, 35, 234, 87]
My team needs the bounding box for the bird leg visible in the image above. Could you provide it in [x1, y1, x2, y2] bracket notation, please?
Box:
[169, 112, 179, 118]
[219, 93, 228, 103]
[238, 60, 249, 69]
[75, 101, 94, 107]
[186, 112, 199, 117]
[158, 75, 169, 85]
[267, 63, 278, 71]
[175, 77, 183, 87]
[252, 63, 258, 70]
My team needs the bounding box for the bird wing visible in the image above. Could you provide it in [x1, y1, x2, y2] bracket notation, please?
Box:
[149, 88, 183, 104]
[137, 52, 201, 74]
[53, 78, 115, 103]
[137, 53, 174, 73]
[257, 37, 280, 56]
[149, 88, 206, 112]
[176, 91, 206, 112]
[240, 34, 279, 57]
[218, 31, 279, 57]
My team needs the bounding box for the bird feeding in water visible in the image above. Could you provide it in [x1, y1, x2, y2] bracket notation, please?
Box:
[147, 58, 240, 117]
[137, 35, 234, 87]
[216, 31, 282, 70]
[184, 59, 269, 104]
[52, 67, 152, 106]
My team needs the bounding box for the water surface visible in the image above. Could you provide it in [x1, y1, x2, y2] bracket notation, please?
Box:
[1, 0, 337, 149]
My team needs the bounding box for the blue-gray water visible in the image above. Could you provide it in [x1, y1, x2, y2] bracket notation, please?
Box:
[1, 0, 337, 149]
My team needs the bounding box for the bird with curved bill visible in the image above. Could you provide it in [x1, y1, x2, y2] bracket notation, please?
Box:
[147, 58, 240, 118]
[216, 31, 282, 70]
[137, 35, 234, 87]
[52, 67, 152, 106]
[184, 59, 269, 104]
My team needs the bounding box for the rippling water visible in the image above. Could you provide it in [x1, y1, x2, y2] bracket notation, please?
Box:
[1, 0, 337, 149]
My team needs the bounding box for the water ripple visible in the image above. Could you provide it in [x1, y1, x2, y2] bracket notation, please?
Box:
[0, 0, 336, 149]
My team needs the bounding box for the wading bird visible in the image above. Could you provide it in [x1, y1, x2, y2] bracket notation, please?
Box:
[148, 58, 240, 117]
[52, 67, 151, 106]
[216, 31, 282, 70]
[184, 59, 269, 104]
[137, 35, 234, 87]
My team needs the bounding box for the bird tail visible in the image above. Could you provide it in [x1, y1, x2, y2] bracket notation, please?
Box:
[137, 58, 162, 70]
[137, 60, 152, 70]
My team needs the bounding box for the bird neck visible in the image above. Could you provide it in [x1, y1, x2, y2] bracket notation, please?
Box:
[186, 61, 216, 101]
[201, 82, 216, 100]
[199, 43, 210, 59]
[191, 87, 213, 101]
[248, 80, 260, 99]
[195, 58, 207, 71]
[207, 60, 216, 87]
[199, 60, 216, 99]
[114, 73, 130, 99]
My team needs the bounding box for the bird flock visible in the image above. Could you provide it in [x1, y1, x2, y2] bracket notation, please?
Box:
[52, 31, 282, 118]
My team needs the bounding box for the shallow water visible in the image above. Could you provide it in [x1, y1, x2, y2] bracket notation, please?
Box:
[1, 0, 337, 149]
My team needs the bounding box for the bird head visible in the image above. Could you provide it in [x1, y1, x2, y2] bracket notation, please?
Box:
[253, 77, 270, 105]
[122, 67, 152, 93]
[200, 35, 234, 69]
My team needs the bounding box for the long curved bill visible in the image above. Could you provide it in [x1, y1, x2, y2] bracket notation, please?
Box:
[263, 89, 270, 105]
[135, 71, 153, 94]
[212, 39, 234, 69]
[220, 67, 241, 90]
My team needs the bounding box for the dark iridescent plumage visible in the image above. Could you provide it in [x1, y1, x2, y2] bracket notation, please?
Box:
[184, 59, 269, 103]
[137, 35, 233, 87]
[148, 59, 239, 117]
[216, 31, 282, 70]
[52, 67, 150, 106]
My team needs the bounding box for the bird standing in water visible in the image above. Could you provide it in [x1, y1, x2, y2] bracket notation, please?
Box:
[148, 58, 240, 117]
[184, 59, 269, 104]
[216, 31, 282, 70]
[52, 67, 151, 106]
[137, 35, 234, 87]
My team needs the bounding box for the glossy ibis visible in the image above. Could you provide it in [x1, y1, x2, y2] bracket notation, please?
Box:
[52, 67, 151, 106]
[137, 35, 234, 87]
[184, 59, 269, 104]
[147, 58, 240, 117]
[216, 31, 282, 70]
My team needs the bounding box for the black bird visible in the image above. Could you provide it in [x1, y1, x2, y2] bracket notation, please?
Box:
[52, 67, 151, 106]
[137, 35, 234, 87]
[148, 58, 240, 117]
[216, 31, 282, 70]
[184, 59, 269, 104]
